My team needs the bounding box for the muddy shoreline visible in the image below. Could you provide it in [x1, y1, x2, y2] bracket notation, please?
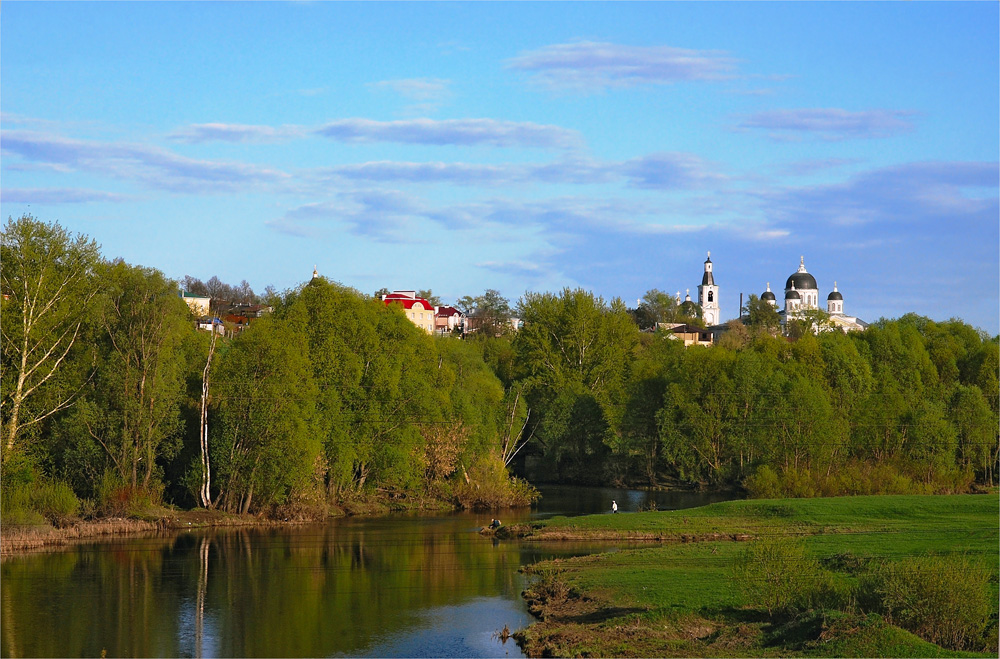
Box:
[0, 494, 464, 556]
[0, 509, 308, 556]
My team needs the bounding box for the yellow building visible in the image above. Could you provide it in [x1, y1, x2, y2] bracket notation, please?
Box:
[180, 291, 210, 316]
[382, 291, 436, 333]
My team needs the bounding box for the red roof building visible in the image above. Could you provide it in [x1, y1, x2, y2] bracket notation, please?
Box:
[434, 305, 464, 333]
[382, 291, 436, 333]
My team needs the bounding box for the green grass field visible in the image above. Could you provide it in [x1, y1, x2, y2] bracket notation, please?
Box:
[515, 494, 999, 658]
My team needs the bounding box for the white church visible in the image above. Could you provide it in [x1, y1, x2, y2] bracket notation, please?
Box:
[759, 256, 867, 333]
[679, 253, 867, 334]
[675, 252, 722, 326]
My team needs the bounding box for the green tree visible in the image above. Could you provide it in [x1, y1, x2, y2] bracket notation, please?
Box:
[785, 308, 833, 339]
[758, 369, 836, 476]
[632, 289, 680, 330]
[742, 294, 781, 332]
[417, 289, 441, 306]
[282, 278, 449, 496]
[61, 262, 192, 491]
[949, 385, 998, 484]
[1, 215, 101, 457]
[620, 358, 669, 485]
[454, 289, 512, 337]
[658, 349, 738, 484]
[514, 289, 636, 480]
[211, 315, 321, 513]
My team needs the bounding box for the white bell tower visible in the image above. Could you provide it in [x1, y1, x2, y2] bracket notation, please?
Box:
[698, 251, 720, 326]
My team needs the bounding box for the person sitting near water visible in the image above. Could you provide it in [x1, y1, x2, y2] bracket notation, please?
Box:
[612, 500, 618, 514]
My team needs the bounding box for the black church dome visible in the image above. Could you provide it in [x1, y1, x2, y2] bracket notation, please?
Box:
[785, 271, 818, 291]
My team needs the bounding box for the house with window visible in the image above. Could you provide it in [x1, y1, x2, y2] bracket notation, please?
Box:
[435, 305, 464, 334]
[382, 291, 436, 333]
[659, 322, 714, 346]
[180, 291, 210, 316]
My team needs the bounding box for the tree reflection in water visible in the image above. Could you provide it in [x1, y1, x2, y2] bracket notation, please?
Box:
[1, 487, 731, 658]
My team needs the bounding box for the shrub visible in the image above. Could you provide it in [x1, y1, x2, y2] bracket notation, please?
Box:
[732, 537, 837, 615]
[749, 461, 979, 499]
[856, 555, 995, 652]
[96, 471, 162, 518]
[452, 454, 540, 510]
[1, 481, 79, 526]
[1, 484, 46, 526]
[744, 465, 781, 498]
[783, 466, 819, 498]
[31, 481, 79, 524]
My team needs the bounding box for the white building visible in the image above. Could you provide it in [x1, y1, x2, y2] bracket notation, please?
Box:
[760, 257, 867, 333]
[698, 252, 720, 326]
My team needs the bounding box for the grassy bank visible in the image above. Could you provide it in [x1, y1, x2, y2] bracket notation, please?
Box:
[514, 494, 999, 658]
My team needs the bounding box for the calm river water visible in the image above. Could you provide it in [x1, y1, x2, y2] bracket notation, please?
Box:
[1, 486, 735, 658]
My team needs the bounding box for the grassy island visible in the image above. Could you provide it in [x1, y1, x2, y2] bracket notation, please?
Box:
[514, 494, 999, 658]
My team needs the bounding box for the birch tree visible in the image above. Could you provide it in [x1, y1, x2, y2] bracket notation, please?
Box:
[1, 215, 100, 457]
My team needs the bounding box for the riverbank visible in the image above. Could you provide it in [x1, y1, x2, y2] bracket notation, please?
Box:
[0, 509, 297, 555]
[513, 494, 999, 658]
[0, 492, 465, 556]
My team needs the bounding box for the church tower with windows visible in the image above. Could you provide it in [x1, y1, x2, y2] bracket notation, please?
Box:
[698, 252, 720, 326]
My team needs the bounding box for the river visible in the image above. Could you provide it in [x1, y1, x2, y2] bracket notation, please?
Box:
[0, 486, 735, 658]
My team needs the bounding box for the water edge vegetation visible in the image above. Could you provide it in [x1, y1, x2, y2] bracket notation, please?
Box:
[511, 493, 999, 657]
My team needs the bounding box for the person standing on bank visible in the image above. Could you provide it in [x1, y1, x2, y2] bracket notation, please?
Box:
[612, 500, 618, 514]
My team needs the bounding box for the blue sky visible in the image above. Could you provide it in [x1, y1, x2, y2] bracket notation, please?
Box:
[2, 2, 998, 332]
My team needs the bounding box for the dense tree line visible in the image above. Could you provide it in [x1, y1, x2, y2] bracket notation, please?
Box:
[505, 287, 999, 494]
[1, 216, 530, 518]
[3, 215, 997, 522]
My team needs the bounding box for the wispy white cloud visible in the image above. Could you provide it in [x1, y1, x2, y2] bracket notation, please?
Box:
[168, 123, 305, 144]
[758, 161, 998, 230]
[0, 113, 105, 132]
[319, 161, 512, 186]
[274, 187, 754, 245]
[619, 153, 726, 189]
[0, 187, 127, 204]
[270, 189, 424, 242]
[1, 130, 289, 193]
[507, 41, 736, 91]
[737, 108, 917, 141]
[315, 118, 582, 149]
[316, 152, 723, 189]
[166, 117, 580, 149]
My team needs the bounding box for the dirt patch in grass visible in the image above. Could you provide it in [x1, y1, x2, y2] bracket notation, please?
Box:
[515, 572, 728, 658]
[524, 528, 756, 544]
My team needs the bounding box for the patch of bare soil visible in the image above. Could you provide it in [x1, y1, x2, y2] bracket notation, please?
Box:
[515, 574, 729, 658]
[527, 528, 755, 543]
